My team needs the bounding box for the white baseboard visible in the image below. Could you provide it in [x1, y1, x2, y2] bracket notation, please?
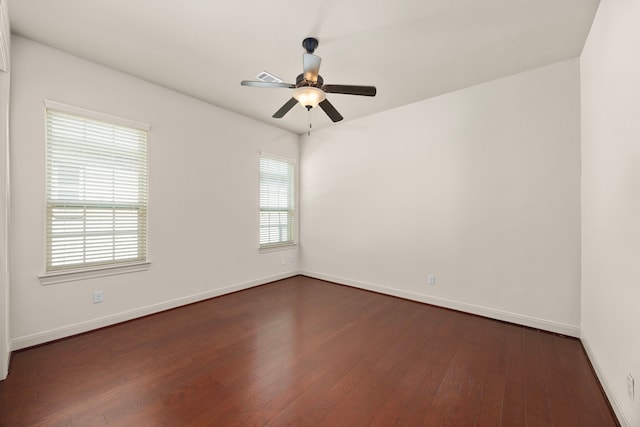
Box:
[0, 346, 7, 381]
[581, 335, 630, 427]
[11, 271, 298, 351]
[10, 269, 581, 350]
[301, 270, 580, 337]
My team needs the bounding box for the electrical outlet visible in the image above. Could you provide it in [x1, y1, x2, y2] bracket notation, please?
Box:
[428, 275, 436, 285]
[290, 255, 296, 264]
[93, 290, 104, 304]
[281, 258, 286, 266]
[627, 374, 635, 401]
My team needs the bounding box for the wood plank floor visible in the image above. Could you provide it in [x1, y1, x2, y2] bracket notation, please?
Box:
[0, 276, 618, 426]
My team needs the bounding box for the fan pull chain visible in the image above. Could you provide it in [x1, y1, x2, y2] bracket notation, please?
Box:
[308, 108, 312, 136]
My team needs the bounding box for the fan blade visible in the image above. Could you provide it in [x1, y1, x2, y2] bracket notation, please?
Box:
[319, 99, 343, 122]
[303, 53, 321, 83]
[273, 98, 299, 119]
[241, 80, 295, 89]
[322, 84, 377, 96]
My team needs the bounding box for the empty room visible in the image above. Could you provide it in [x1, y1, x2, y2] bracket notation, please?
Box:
[0, 0, 638, 425]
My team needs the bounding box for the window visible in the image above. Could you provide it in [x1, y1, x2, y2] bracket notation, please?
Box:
[259, 155, 296, 249]
[45, 101, 149, 273]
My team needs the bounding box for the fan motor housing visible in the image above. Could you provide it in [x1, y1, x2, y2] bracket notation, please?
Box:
[296, 73, 323, 88]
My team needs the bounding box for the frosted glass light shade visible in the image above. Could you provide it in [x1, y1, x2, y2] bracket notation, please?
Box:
[293, 86, 326, 109]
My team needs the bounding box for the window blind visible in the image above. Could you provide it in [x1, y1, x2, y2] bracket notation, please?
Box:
[259, 156, 296, 248]
[45, 105, 148, 272]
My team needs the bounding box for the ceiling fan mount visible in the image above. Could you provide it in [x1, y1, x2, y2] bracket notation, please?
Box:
[302, 37, 319, 54]
[240, 37, 377, 124]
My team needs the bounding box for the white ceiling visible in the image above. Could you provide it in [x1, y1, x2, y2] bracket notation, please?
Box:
[9, 0, 599, 135]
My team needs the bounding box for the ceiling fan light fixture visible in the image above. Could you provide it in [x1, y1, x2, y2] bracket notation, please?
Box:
[242, 37, 376, 124]
[293, 86, 325, 109]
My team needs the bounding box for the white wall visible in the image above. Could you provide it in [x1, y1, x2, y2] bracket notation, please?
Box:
[9, 36, 299, 349]
[0, 0, 10, 380]
[581, 0, 640, 425]
[300, 59, 582, 336]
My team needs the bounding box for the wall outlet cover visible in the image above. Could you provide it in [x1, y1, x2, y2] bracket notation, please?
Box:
[93, 290, 104, 304]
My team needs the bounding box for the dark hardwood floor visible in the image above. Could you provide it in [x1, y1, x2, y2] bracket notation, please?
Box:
[0, 276, 617, 426]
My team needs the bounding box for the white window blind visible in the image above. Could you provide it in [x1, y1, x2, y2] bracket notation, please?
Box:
[260, 155, 296, 249]
[45, 102, 149, 272]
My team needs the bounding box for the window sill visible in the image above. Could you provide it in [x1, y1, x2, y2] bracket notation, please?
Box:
[259, 243, 297, 253]
[39, 261, 151, 285]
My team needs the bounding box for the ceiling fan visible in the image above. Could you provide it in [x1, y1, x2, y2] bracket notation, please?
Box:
[241, 37, 377, 126]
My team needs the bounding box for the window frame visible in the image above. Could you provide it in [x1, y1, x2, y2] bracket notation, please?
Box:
[40, 100, 150, 284]
[259, 153, 297, 252]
